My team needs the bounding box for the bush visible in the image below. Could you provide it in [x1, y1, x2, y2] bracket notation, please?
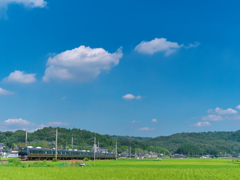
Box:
[83, 158, 89, 161]
[52, 158, 59, 162]
[8, 158, 22, 166]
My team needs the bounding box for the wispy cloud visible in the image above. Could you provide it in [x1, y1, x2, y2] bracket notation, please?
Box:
[201, 115, 223, 121]
[137, 127, 155, 131]
[135, 38, 199, 56]
[0, 0, 47, 8]
[151, 119, 157, 123]
[131, 120, 140, 123]
[47, 122, 70, 126]
[122, 94, 142, 100]
[0, 88, 14, 95]
[191, 121, 211, 127]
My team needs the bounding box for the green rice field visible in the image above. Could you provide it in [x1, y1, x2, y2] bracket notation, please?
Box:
[0, 159, 240, 180]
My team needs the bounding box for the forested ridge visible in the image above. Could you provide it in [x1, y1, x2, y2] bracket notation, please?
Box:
[141, 131, 240, 156]
[0, 127, 170, 155]
[2, 127, 240, 156]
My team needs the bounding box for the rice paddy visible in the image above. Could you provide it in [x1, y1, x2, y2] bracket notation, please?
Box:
[0, 159, 239, 180]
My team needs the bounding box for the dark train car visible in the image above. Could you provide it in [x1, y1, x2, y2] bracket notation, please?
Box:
[18, 147, 116, 160]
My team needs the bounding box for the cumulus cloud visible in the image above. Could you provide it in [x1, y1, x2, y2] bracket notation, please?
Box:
[215, 107, 237, 115]
[138, 127, 155, 131]
[201, 115, 223, 121]
[236, 105, 240, 110]
[0, 118, 35, 131]
[0, 118, 70, 132]
[4, 118, 34, 125]
[135, 38, 199, 56]
[47, 122, 70, 126]
[191, 121, 211, 127]
[42, 46, 123, 82]
[0, 88, 14, 95]
[0, 0, 47, 8]
[135, 38, 182, 56]
[3, 70, 36, 84]
[151, 119, 157, 123]
[122, 94, 142, 100]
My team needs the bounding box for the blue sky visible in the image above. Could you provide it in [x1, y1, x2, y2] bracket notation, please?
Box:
[1, 0, 240, 137]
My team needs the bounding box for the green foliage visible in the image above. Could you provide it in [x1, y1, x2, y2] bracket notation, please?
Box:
[175, 144, 200, 154]
[83, 158, 89, 161]
[8, 158, 22, 166]
[141, 131, 240, 155]
[52, 158, 59, 162]
[0, 127, 169, 155]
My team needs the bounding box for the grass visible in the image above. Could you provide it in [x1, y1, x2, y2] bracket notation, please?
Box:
[0, 159, 239, 179]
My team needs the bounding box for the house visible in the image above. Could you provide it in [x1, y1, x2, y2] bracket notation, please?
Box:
[91, 144, 108, 153]
[7, 148, 19, 158]
[171, 154, 185, 158]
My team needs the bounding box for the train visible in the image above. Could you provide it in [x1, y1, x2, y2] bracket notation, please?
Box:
[18, 147, 116, 160]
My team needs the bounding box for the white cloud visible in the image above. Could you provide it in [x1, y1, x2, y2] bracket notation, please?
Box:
[151, 119, 157, 123]
[135, 38, 182, 56]
[122, 94, 142, 100]
[135, 95, 142, 100]
[201, 115, 223, 121]
[191, 121, 211, 127]
[236, 105, 240, 110]
[207, 109, 213, 113]
[60, 97, 67, 100]
[3, 70, 36, 84]
[43, 46, 123, 82]
[138, 127, 155, 131]
[185, 42, 200, 49]
[123, 94, 135, 100]
[0, 118, 35, 131]
[0, 0, 47, 8]
[0, 88, 14, 95]
[47, 122, 70, 126]
[4, 118, 34, 125]
[215, 107, 237, 115]
[131, 120, 140, 123]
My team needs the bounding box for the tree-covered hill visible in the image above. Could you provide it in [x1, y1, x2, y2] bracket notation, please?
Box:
[0, 127, 170, 155]
[141, 131, 240, 156]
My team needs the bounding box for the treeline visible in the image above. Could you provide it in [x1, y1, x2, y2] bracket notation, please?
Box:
[139, 131, 240, 156]
[0, 127, 170, 155]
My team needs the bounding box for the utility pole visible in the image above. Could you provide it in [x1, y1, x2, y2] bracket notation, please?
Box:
[71, 135, 73, 151]
[94, 136, 96, 161]
[66, 141, 67, 150]
[130, 146, 131, 159]
[25, 129, 27, 147]
[55, 128, 58, 159]
[98, 141, 99, 148]
[115, 140, 117, 160]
